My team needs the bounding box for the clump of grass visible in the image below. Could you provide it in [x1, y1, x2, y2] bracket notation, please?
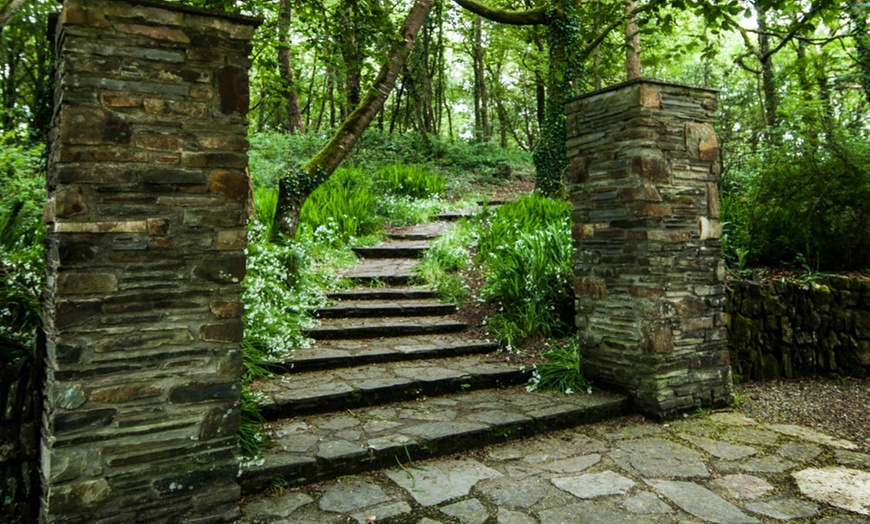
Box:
[526, 340, 591, 395]
[375, 164, 445, 199]
[299, 167, 382, 245]
[476, 195, 573, 349]
[413, 220, 477, 303]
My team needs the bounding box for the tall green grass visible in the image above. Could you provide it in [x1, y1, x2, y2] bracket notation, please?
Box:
[477, 195, 574, 348]
[375, 164, 445, 199]
[299, 167, 382, 245]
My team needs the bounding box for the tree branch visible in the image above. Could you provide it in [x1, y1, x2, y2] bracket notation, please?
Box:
[452, 0, 546, 25]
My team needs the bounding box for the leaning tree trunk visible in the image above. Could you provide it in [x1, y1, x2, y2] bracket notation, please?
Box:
[274, 0, 436, 237]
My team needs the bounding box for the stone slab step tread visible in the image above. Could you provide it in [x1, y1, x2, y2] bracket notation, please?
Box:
[256, 354, 526, 417]
[387, 222, 450, 240]
[306, 316, 467, 339]
[327, 287, 437, 301]
[316, 299, 457, 319]
[281, 335, 498, 372]
[353, 240, 430, 258]
[341, 259, 418, 284]
[239, 386, 630, 494]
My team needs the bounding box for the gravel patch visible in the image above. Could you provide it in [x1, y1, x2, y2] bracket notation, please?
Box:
[735, 376, 870, 452]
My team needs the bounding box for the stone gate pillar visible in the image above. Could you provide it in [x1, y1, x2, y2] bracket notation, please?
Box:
[565, 79, 732, 418]
[42, 0, 259, 521]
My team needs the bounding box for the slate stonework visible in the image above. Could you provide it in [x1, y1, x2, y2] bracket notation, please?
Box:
[41, 1, 259, 522]
[565, 79, 732, 418]
[727, 276, 870, 379]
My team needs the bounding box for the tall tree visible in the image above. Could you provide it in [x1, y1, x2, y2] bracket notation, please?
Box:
[471, 15, 490, 141]
[274, 0, 436, 236]
[278, 0, 306, 134]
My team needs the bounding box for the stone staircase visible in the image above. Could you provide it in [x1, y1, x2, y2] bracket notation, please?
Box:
[240, 218, 630, 495]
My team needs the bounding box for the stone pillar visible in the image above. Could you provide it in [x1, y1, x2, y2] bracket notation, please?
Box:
[41, 1, 258, 521]
[565, 79, 732, 418]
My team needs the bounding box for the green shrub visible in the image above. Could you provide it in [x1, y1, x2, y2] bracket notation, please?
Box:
[0, 139, 46, 362]
[525, 340, 591, 395]
[723, 124, 870, 271]
[298, 167, 382, 245]
[477, 195, 574, 348]
[375, 164, 445, 199]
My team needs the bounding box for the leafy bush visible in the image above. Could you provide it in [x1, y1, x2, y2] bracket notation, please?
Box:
[1, 139, 45, 362]
[298, 167, 382, 245]
[477, 195, 574, 348]
[375, 164, 445, 199]
[525, 340, 591, 395]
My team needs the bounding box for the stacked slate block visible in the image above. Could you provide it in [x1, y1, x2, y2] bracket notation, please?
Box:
[42, 0, 258, 521]
[565, 79, 732, 418]
[728, 276, 870, 380]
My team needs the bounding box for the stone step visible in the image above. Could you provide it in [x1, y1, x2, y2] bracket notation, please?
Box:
[352, 240, 430, 259]
[305, 316, 467, 339]
[315, 299, 457, 319]
[341, 259, 418, 285]
[436, 206, 487, 221]
[327, 286, 437, 301]
[279, 335, 498, 372]
[239, 386, 630, 494]
[256, 354, 526, 418]
[387, 222, 450, 241]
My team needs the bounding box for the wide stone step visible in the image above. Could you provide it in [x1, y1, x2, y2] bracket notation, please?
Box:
[341, 259, 418, 285]
[276, 335, 498, 372]
[327, 286, 437, 301]
[239, 386, 630, 494]
[352, 240, 430, 259]
[255, 355, 526, 418]
[315, 299, 457, 319]
[387, 222, 450, 241]
[306, 316, 467, 339]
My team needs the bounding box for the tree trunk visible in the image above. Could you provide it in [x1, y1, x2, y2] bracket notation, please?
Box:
[339, 0, 362, 111]
[757, 6, 778, 130]
[279, 0, 306, 134]
[850, 0, 870, 105]
[624, 0, 641, 80]
[472, 15, 490, 141]
[0, 0, 25, 35]
[274, 0, 436, 237]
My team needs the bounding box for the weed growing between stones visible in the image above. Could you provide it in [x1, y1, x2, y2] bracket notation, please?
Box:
[525, 340, 591, 395]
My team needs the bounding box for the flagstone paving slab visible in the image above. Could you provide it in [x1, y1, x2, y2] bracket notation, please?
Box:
[680, 434, 759, 461]
[709, 474, 774, 501]
[793, 466, 870, 515]
[611, 437, 710, 479]
[385, 459, 503, 507]
[744, 497, 819, 520]
[647, 479, 761, 524]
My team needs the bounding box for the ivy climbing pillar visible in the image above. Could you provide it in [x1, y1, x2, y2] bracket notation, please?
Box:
[42, 0, 259, 521]
[566, 79, 732, 418]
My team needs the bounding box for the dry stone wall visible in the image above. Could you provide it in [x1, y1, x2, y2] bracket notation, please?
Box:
[566, 79, 732, 418]
[42, 1, 258, 521]
[727, 277, 870, 380]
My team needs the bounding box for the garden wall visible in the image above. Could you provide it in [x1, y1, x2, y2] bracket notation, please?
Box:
[727, 276, 870, 380]
[42, 0, 258, 521]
